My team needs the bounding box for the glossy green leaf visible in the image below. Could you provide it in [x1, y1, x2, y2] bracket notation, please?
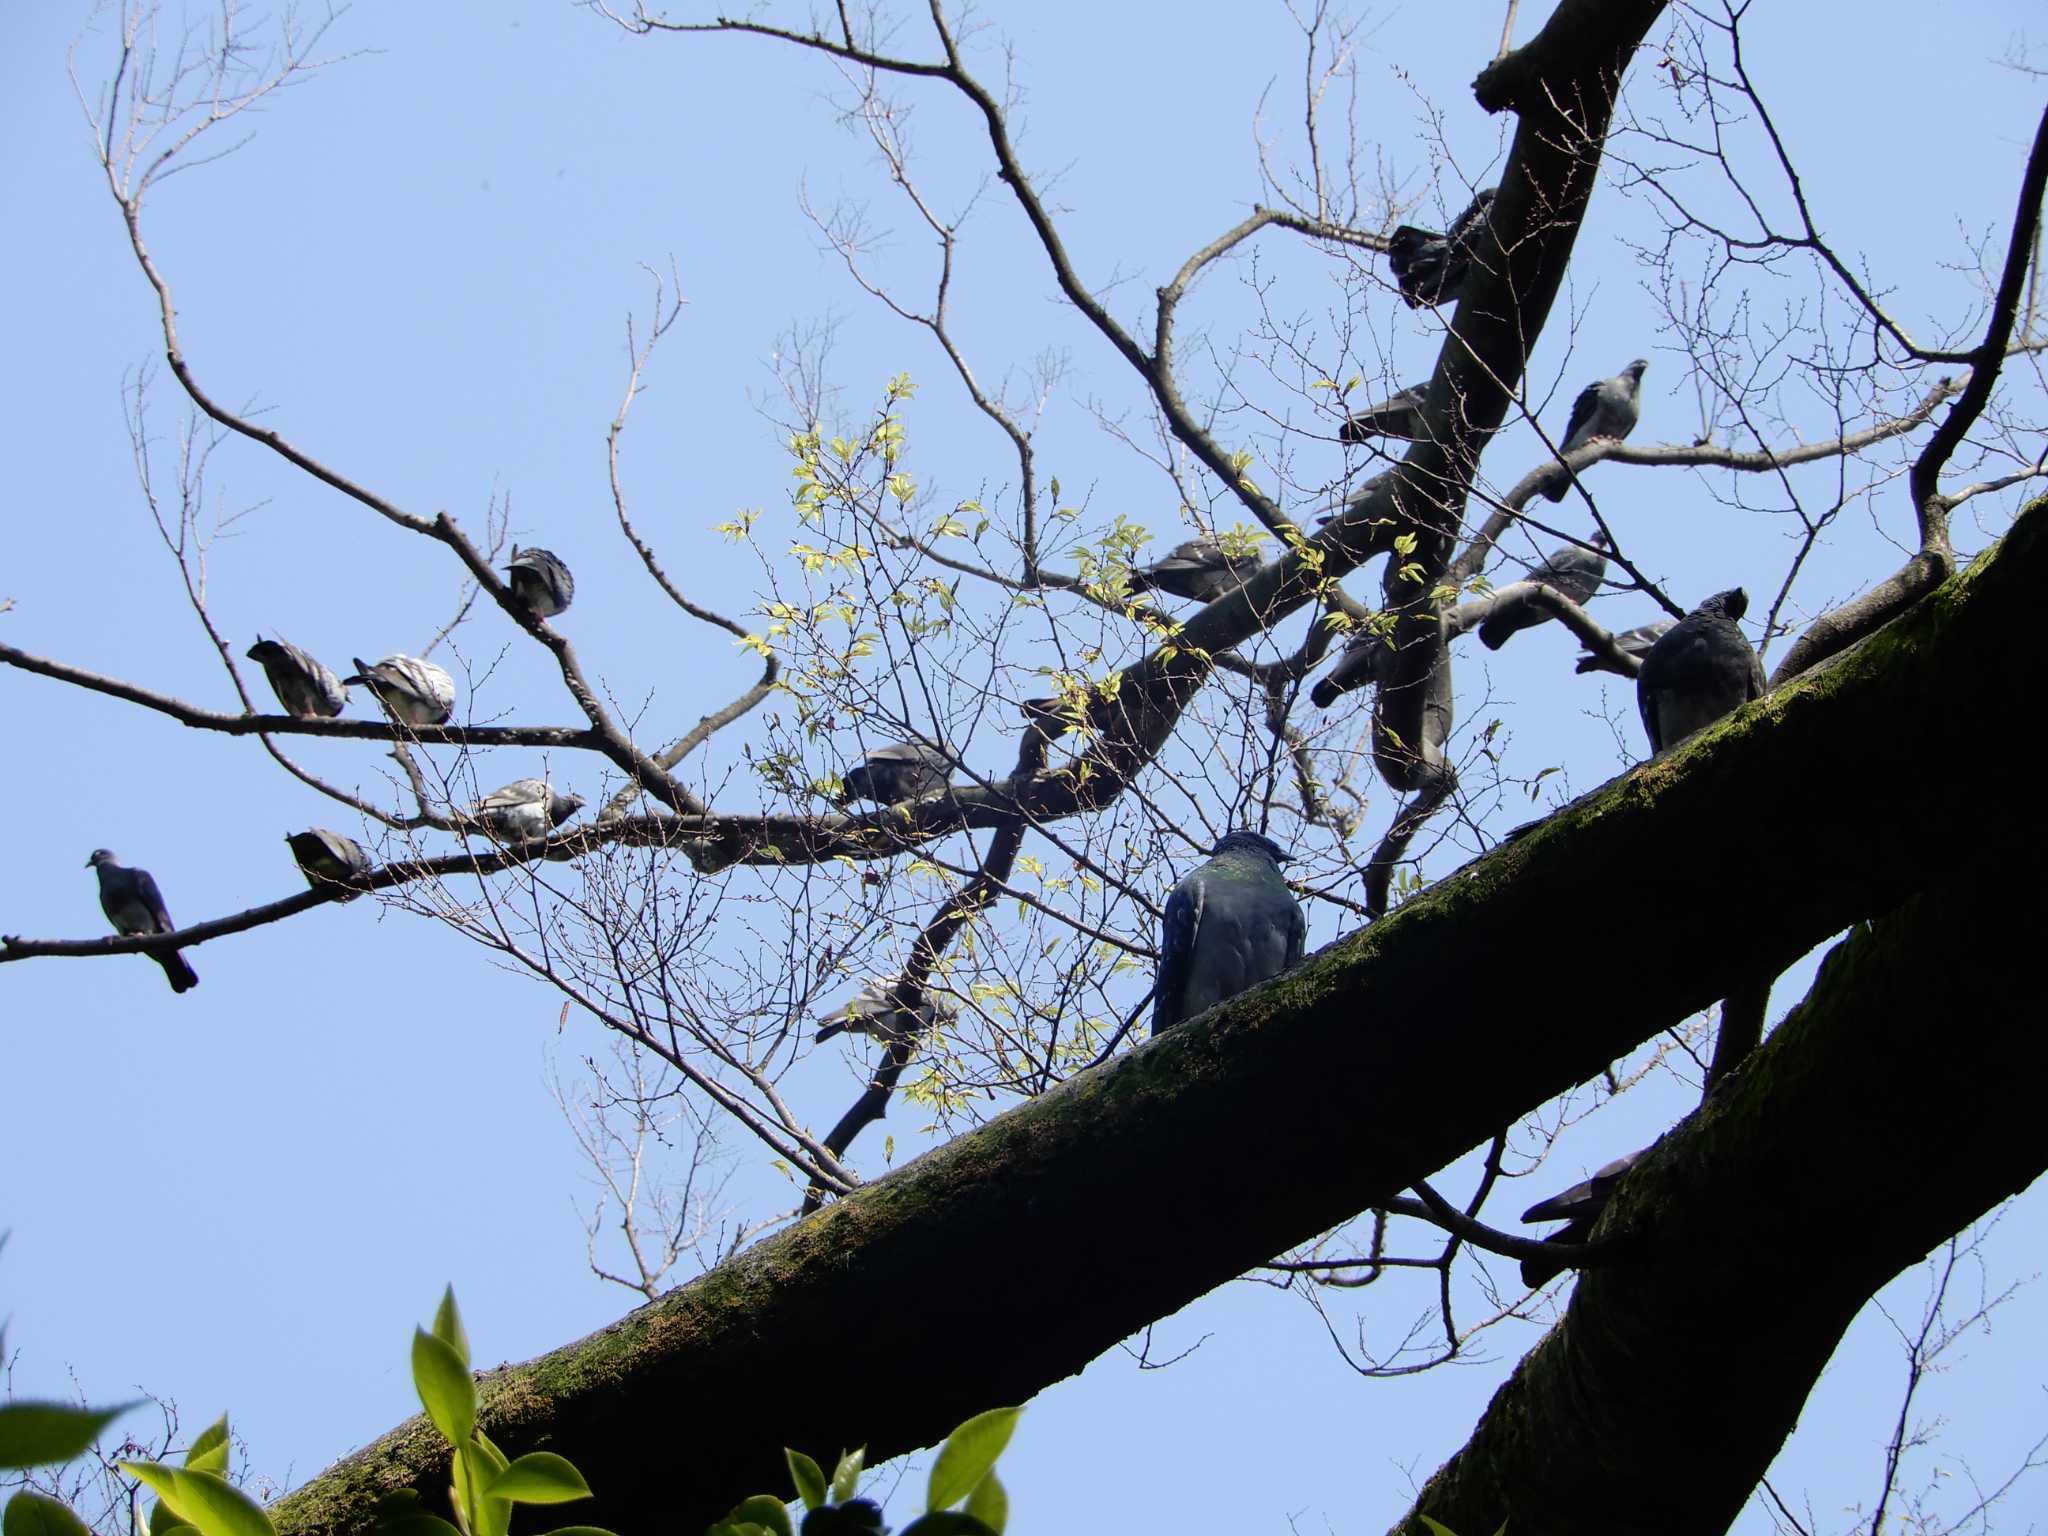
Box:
[720, 1498, 791, 1536]
[185, 1416, 231, 1478]
[1414, 1520, 1460, 1536]
[122, 1467, 274, 1536]
[431, 1288, 470, 1369]
[924, 1408, 1020, 1513]
[149, 1493, 191, 1536]
[828, 1448, 865, 1505]
[0, 1401, 140, 1470]
[409, 1330, 475, 1446]
[453, 1441, 510, 1536]
[5, 1491, 94, 1536]
[783, 1450, 826, 1512]
[895, 1515, 997, 1536]
[962, 1470, 1006, 1535]
[484, 1453, 591, 1505]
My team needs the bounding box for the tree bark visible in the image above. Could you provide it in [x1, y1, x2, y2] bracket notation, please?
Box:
[269, 506, 2045, 1536]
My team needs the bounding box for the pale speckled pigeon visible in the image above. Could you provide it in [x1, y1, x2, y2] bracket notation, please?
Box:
[86, 849, 198, 994]
[1339, 384, 1426, 444]
[838, 742, 951, 808]
[1637, 588, 1765, 752]
[1386, 188, 1496, 309]
[1542, 359, 1648, 502]
[505, 546, 574, 620]
[286, 829, 374, 900]
[1127, 535, 1264, 605]
[246, 636, 349, 718]
[1153, 831, 1306, 1034]
[815, 975, 958, 1043]
[1575, 617, 1676, 676]
[1310, 629, 1394, 710]
[468, 779, 586, 841]
[1519, 1149, 1645, 1287]
[344, 654, 456, 727]
[1478, 532, 1610, 650]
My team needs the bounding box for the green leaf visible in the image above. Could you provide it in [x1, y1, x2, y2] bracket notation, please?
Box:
[962, 1471, 1006, 1535]
[924, 1408, 1021, 1513]
[409, 1329, 475, 1446]
[1414, 1519, 1461, 1536]
[122, 1468, 274, 1536]
[719, 1497, 791, 1536]
[895, 1516, 997, 1536]
[454, 1440, 511, 1536]
[784, 1449, 827, 1512]
[431, 1288, 471, 1368]
[185, 1415, 231, 1478]
[828, 1448, 865, 1505]
[484, 1453, 591, 1505]
[0, 1401, 140, 1470]
[5, 1491, 95, 1536]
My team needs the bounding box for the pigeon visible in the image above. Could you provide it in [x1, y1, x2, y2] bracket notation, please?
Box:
[1636, 588, 1765, 752]
[285, 829, 374, 900]
[1310, 629, 1394, 710]
[1477, 532, 1610, 650]
[86, 849, 198, 994]
[1542, 359, 1648, 502]
[1126, 535, 1264, 605]
[814, 975, 957, 1043]
[1519, 1149, 1645, 1287]
[466, 779, 587, 841]
[1575, 618, 1676, 677]
[838, 742, 952, 808]
[1153, 830, 1307, 1034]
[505, 545, 574, 620]
[1339, 384, 1427, 444]
[344, 655, 456, 727]
[1386, 188, 1497, 309]
[246, 636, 349, 719]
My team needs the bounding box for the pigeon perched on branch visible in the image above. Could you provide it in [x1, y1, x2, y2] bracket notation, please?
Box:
[1575, 618, 1676, 677]
[286, 829, 374, 900]
[814, 975, 957, 1043]
[1339, 384, 1427, 444]
[1153, 831, 1306, 1034]
[344, 655, 456, 727]
[838, 742, 952, 808]
[1386, 188, 1497, 309]
[86, 849, 198, 994]
[1127, 535, 1264, 605]
[1542, 359, 1648, 502]
[1519, 1149, 1645, 1287]
[1636, 589, 1765, 752]
[467, 779, 586, 841]
[505, 546, 575, 620]
[246, 636, 349, 718]
[1478, 532, 1610, 651]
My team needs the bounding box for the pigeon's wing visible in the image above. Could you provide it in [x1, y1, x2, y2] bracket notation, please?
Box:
[1559, 379, 1602, 452]
[1152, 875, 1205, 1033]
[1283, 889, 1307, 968]
[1745, 643, 1767, 701]
[128, 867, 176, 934]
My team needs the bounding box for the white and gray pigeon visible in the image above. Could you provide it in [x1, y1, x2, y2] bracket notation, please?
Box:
[838, 742, 952, 808]
[1519, 1148, 1645, 1287]
[344, 654, 456, 727]
[246, 636, 349, 718]
[1127, 535, 1264, 605]
[467, 779, 587, 841]
[1636, 588, 1765, 752]
[1339, 384, 1427, 444]
[86, 849, 198, 994]
[1542, 359, 1648, 502]
[285, 828, 374, 900]
[1386, 188, 1497, 309]
[1478, 532, 1610, 650]
[505, 546, 575, 620]
[1310, 629, 1394, 710]
[814, 975, 958, 1043]
[1153, 830, 1307, 1034]
[1575, 617, 1676, 677]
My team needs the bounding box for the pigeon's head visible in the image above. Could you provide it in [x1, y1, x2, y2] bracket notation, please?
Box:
[1213, 829, 1293, 864]
[85, 848, 117, 870]
[550, 790, 589, 823]
[246, 637, 275, 662]
[1698, 587, 1750, 621]
[1624, 358, 1650, 382]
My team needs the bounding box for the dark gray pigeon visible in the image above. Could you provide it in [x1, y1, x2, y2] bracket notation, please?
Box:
[1575, 618, 1676, 676]
[1339, 384, 1427, 444]
[86, 849, 198, 994]
[838, 742, 951, 808]
[1519, 1149, 1645, 1288]
[815, 975, 958, 1043]
[1637, 588, 1765, 752]
[1542, 359, 1648, 502]
[1478, 532, 1610, 651]
[505, 545, 575, 620]
[1310, 628, 1394, 710]
[344, 654, 456, 727]
[1127, 535, 1264, 605]
[1153, 830, 1307, 1034]
[246, 636, 349, 719]
[285, 829, 374, 900]
[1386, 188, 1497, 309]
[468, 779, 587, 841]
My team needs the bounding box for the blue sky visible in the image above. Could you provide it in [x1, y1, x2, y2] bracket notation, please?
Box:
[4, 2, 2046, 1532]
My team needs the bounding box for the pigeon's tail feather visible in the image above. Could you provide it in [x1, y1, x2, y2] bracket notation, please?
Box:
[156, 948, 199, 994]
